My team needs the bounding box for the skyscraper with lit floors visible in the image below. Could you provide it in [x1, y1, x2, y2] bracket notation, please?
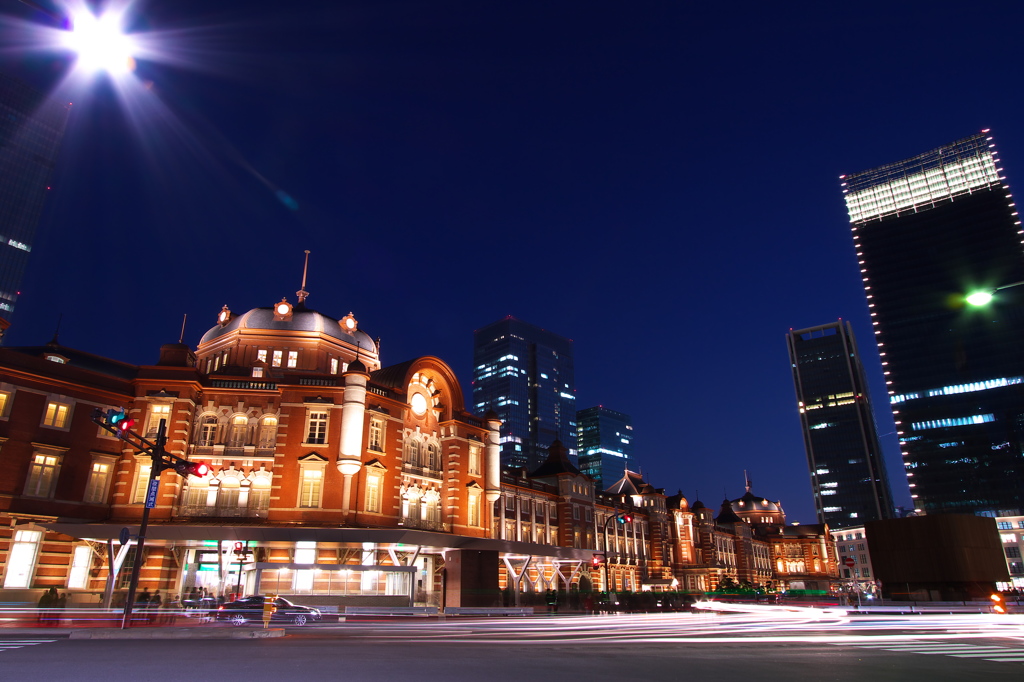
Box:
[577, 405, 635, 491]
[842, 131, 1024, 516]
[473, 316, 576, 471]
[787, 320, 894, 527]
[0, 72, 69, 325]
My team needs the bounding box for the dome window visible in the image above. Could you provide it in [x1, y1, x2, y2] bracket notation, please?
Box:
[340, 313, 358, 333]
[273, 298, 293, 321]
[217, 305, 232, 326]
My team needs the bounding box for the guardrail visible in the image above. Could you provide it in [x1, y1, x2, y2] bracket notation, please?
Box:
[343, 606, 439, 616]
[443, 607, 532, 616]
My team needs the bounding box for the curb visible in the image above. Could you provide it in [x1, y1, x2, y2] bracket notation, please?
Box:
[69, 627, 286, 640]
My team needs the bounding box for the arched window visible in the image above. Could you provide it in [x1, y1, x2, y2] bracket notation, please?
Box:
[426, 443, 439, 470]
[258, 416, 278, 449]
[217, 477, 241, 512]
[197, 415, 218, 447]
[249, 475, 271, 515]
[405, 440, 420, 467]
[228, 415, 248, 447]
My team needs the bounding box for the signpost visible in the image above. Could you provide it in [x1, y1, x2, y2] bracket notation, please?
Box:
[843, 557, 855, 568]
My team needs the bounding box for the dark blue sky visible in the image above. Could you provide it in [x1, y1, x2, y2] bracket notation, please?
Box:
[5, 0, 1024, 522]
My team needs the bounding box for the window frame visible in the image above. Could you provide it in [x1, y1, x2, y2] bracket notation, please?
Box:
[305, 409, 329, 445]
[24, 447, 66, 498]
[84, 453, 117, 503]
[41, 400, 72, 430]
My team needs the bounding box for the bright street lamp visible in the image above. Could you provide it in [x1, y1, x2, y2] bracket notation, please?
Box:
[60, 7, 138, 75]
[965, 280, 1024, 307]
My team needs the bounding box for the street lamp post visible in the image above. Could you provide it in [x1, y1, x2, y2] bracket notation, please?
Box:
[601, 510, 632, 595]
[965, 280, 1024, 306]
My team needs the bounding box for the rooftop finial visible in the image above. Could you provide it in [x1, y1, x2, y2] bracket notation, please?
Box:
[745, 470, 752, 493]
[296, 250, 311, 305]
[179, 313, 187, 344]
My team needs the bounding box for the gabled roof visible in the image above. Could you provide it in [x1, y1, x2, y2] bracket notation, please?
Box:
[716, 499, 744, 525]
[528, 440, 579, 478]
[604, 469, 648, 495]
[1, 343, 138, 381]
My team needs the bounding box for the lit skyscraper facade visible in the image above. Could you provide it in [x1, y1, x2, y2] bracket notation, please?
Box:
[473, 316, 576, 471]
[0, 72, 69, 322]
[576, 405, 635, 491]
[842, 132, 1024, 516]
[787, 320, 894, 527]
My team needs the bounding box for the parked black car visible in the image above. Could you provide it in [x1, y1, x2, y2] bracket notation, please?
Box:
[215, 596, 322, 626]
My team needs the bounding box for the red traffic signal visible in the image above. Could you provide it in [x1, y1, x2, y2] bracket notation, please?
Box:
[234, 542, 244, 554]
[173, 460, 209, 478]
[591, 554, 604, 567]
[106, 408, 135, 437]
[617, 513, 633, 524]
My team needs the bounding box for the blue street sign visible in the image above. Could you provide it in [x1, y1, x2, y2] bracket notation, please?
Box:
[145, 478, 159, 509]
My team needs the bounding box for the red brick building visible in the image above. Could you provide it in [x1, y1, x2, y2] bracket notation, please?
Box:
[0, 292, 837, 609]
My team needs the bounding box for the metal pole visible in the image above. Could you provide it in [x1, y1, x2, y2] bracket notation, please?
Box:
[120, 419, 166, 629]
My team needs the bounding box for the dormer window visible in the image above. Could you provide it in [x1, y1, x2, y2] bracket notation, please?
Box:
[252, 367, 264, 378]
[44, 354, 67, 364]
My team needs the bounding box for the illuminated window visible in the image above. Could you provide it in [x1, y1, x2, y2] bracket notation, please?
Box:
[25, 452, 61, 497]
[306, 411, 328, 444]
[366, 474, 381, 513]
[145, 403, 172, 437]
[3, 529, 42, 588]
[131, 462, 152, 504]
[258, 416, 278, 449]
[84, 457, 115, 503]
[272, 351, 283, 368]
[368, 419, 384, 452]
[468, 445, 481, 475]
[911, 414, 995, 431]
[426, 443, 440, 470]
[287, 351, 298, 368]
[42, 401, 71, 428]
[228, 415, 248, 447]
[257, 349, 268, 363]
[252, 367, 264, 378]
[67, 545, 93, 589]
[0, 390, 10, 418]
[468, 488, 481, 527]
[330, 358, 339, 375]
[298, 466, 324, 508]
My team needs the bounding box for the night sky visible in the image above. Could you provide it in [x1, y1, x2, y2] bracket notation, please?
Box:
[3, 0, 1024, 523]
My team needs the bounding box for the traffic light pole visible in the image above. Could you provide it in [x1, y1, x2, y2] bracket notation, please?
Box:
[119, 419, 167, 629]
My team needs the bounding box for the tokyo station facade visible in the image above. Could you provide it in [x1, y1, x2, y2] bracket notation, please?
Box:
[0, 289, 838, 608]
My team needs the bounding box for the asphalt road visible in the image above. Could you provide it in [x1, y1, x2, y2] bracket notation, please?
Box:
[1, 612, 1022, 681]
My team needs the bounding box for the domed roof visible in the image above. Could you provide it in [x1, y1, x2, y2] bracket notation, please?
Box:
[199, 306, 376, 351]
[731, 490, 782, 513]
[716, 499, 743, 524]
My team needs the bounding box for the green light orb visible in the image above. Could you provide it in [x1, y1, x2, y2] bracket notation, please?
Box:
[966, 291, 994, 306]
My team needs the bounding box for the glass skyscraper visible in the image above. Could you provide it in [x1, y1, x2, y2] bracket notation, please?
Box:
[0, 72, 69, 323]
[576, 405, 634, 491]
[842, 131, 1024, 516]
[787, 320, 893, 527]
[473, 316, 576, 471]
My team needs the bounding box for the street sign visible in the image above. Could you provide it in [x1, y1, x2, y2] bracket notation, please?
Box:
[119, 527, 131, 546]
[843, 557, 855, 567]
[144, 478, 160, 509]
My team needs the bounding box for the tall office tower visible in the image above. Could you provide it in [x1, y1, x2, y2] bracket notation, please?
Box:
[0, 72, 70, 324]
[576, 405, 635, 490]
[787, 321, 894, 527]
[842, 131, 1024, 516]
[473, 316, 576, 471]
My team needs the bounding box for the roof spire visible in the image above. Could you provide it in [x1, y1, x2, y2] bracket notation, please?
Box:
[296, 250, 311, 305]
[49, 313, 62, 346]
[179, 313, 187, 344]
[745, 470, 752, 493]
